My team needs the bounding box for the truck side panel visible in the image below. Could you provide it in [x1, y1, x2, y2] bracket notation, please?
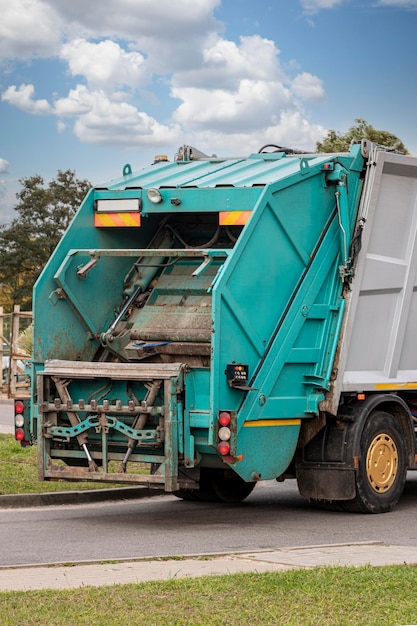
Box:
[211, 156, 364, 480]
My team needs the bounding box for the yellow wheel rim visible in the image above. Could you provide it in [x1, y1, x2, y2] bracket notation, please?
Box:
[366, 433, 398, 493]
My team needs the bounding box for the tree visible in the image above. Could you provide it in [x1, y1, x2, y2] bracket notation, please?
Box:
[316, 118, 408, 154]
[0, 170, 91, 311]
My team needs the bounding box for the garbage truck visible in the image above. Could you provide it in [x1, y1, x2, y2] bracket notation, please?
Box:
[15, 140, 417, 513]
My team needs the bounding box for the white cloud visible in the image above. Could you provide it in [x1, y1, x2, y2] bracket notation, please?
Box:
[0, 0, 61, 58]
[0, 0, 222, 72]
[51, 0, 221, 36]
[54, 86, 182, 146]
[172, 81, 292, 132]
[60, 39, 147, 91]
[171, 35, 324, 146]
[51, 0, 222, 73]
[53, 85, 94, 117]
[267, 110, 326, 149]
[0, 4, 326, 155]
[178, 110, 326, 157]
[291, 73, 325, 101]
[0, 159, 9, 173]
[301, 0, 347, 13]
[1, 84, 52, 115]
[175, 35, 285, 90]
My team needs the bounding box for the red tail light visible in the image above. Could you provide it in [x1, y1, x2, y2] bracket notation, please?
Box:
[218, 411, 231, 427]
[218, 441, 231, 456]
[15, 428, 25, 441]
[217, 411, 235, 459]
[14, 400, 30, 446]
[15, 400, 24, 414]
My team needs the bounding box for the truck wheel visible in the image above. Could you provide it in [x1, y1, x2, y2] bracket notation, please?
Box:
[173, 489, 201, 501]
[200, 468, 256, 503]
[174, 468, 255, 503]
[343, 411, 407, 514]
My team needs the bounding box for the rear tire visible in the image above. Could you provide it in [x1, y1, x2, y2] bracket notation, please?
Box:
[309, 499, 345, 512]
[343, 411, 407, 513]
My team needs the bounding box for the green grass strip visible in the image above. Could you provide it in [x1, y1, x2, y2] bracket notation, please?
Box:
[1, 565, 417, 625]
[0, 433, 134, 494]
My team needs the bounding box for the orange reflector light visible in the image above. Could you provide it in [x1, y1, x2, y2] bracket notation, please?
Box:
[15, 400, 24, 414]
[219, 211, 251, 226]
[357, 393, 366, 401]
[218, 441, 231, 456]
[94, 212, 141, 227]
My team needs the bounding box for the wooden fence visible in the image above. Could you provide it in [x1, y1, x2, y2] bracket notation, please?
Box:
[0, 305, 32, 398]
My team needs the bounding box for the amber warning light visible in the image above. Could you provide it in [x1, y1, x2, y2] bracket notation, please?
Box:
[321, 162, 335, 171]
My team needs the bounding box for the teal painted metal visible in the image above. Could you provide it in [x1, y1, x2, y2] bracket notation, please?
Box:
[209, 150, 364, 480]
[29, 146, 366, 489]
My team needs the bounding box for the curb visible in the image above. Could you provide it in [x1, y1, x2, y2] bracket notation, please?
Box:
[0, 486, 168, 508]
[2, 542, 417, 591]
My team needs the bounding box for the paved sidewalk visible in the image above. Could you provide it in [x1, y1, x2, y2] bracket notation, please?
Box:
[0, 542, 416, 591]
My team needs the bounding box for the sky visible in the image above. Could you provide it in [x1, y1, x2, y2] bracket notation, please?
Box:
[1, 0, 417, 224]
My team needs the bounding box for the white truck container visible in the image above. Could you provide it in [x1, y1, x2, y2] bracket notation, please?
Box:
[298, 145, 417, 512]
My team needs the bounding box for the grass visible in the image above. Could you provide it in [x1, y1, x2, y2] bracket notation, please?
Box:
[1, 565, 417, 625]
[0, 433, 138, 495]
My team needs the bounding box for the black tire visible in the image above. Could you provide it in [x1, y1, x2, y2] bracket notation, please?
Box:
[343, 411, 407, 514]
[174, 468, 255, 503]
[173, 489, 201, 501]
[204, 468, 256, 503]
[309, 499, 345, 512]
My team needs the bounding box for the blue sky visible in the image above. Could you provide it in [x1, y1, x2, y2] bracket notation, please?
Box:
[1, 0, 416, 224]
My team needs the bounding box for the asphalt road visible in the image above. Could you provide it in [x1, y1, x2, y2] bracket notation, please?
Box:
[1, 475, 417, 567]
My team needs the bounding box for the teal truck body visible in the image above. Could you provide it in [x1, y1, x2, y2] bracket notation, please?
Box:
[16, 141, 417, 512]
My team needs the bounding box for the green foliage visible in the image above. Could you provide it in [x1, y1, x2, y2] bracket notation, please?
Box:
[0, 434, 101, 494]
[0, 170, 91, 311]
[316, 118, 408, 154]
[16, 323, 33, 356]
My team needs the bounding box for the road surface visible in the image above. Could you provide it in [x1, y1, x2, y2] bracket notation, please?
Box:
[1, 476, 417, 567]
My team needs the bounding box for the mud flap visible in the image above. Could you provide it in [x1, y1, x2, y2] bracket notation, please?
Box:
[296, 467, 356, 500]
